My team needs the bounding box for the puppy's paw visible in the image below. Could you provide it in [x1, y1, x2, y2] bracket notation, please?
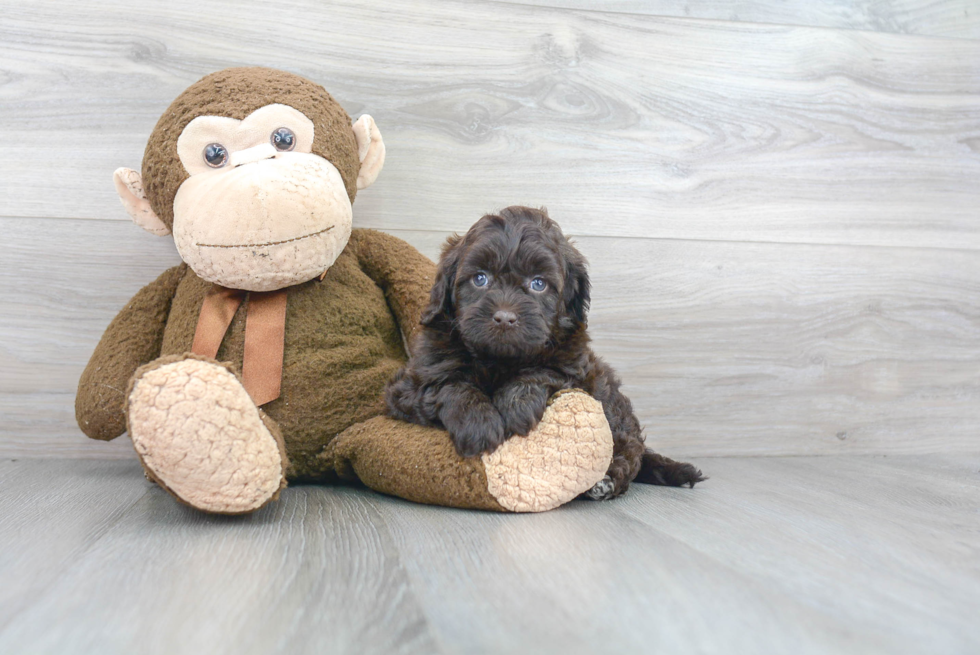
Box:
[636, 452, 707, 488]
[449, 405, 506, 458]
[498, 404, 545, 439]
[586, 475, 615, 501]
[494, 383, 549, 437]
[671, 463, 707, 488]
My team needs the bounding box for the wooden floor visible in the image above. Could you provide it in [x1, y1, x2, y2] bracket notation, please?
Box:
[0, 455, 976, 654]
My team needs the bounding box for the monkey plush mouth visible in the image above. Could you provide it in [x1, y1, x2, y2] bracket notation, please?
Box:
[196, 225, 334, 249]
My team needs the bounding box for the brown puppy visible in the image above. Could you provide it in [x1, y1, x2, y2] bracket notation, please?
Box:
[387, 206, 704, 499]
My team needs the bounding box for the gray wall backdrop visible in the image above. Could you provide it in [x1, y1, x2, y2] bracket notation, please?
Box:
[1, 0, 978, 459]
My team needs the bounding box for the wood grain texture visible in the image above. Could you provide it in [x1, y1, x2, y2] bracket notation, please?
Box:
[0, 460, 150, 633]
[588, 236, 980, 457]
[1, 0, 978, 458]
[0, 217, 181, 459]
[4, 217, 977, 458]
[1, 0, 978, 249]
[0, 462, 441, 655]
[614, 454, 980, 654]
[1, 455, 976, 654]
[371, 489, 906, 654]
[500, 0, 980, 40]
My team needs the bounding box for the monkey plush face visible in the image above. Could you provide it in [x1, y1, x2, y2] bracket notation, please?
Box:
[113, 68, 385, 292]
[170, 103, 353, 290]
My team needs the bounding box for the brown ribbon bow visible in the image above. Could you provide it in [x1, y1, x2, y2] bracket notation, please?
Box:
[191, 285, 288, 406]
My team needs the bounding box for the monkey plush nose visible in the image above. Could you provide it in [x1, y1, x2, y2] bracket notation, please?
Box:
[229, 143, 278, 168]
[493, 310, 518, 328]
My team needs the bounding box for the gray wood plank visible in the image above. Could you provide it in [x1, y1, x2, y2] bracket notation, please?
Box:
[0, 393, 135, 460]
[5, 217, 977, 458]
[499, 0, 980, 40]
[614, 455, 980, 653]
[1, 456, 976, 654]
[0, 482, 441, 655]
[1, 0, 978, 249]
[0, 215, 181, 459]
[0, 460, 150, 632]
[588, 236, 980, 457]
[369, 486, 906, 654]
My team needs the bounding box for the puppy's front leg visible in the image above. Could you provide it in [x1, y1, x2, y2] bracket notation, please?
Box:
[492, 373, 558, 437]
[437, 382, 506, 458]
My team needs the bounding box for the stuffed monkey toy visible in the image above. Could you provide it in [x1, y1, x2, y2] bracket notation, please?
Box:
[76, 67, 613, 515]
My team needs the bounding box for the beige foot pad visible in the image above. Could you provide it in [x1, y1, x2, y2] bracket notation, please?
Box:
[482, 390, 614, 512]
[126, 357, 287, 514]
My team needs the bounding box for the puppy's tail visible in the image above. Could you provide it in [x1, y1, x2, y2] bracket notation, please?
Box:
[634, 450, 706, 488]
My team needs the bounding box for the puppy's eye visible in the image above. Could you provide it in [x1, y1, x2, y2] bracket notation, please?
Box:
[473, 273, 489, 288]
[529, 277, 547, 292]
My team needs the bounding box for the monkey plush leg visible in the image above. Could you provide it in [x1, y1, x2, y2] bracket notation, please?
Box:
[126, 354, 288, 514]
[320, 389, 613, 512]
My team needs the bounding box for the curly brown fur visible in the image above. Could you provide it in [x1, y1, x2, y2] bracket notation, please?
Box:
[386, 206, 704, 499]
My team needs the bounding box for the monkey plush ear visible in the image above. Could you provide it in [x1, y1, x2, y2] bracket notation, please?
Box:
[113, 168, 171, 236]
[352, 115, 385, 190]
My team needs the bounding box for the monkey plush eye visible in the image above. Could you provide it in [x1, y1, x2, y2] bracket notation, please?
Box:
[530, 277, 547, 292]
[203, 143, 228, 168]
[271, 127, 296, 152]
[473, 273, 489, 288]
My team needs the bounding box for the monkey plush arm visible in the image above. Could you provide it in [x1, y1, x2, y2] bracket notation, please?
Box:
[76, 263, 187, 441]
[347, 228, 436, 349]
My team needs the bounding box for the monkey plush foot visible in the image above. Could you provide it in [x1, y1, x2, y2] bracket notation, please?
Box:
[482, 389, 613, 512]
[126, 355, 288, 514]
[323, 389, 613, 512]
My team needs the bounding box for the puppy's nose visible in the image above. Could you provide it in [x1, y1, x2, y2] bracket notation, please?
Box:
[493, 310, 518, 328]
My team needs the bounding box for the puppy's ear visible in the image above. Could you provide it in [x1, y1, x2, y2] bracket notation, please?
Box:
[421, 234, 463, 327]
[561, 246, 591, 329]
